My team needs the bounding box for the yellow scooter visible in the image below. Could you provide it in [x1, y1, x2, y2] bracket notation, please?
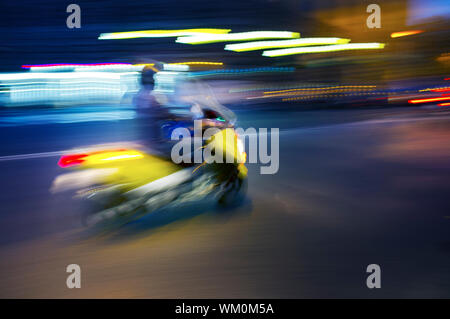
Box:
[51, 126, 248, 228]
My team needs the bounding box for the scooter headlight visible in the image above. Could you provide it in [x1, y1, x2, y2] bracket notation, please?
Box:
[237, 136, 244, 155]
[236, 135, 247, 163]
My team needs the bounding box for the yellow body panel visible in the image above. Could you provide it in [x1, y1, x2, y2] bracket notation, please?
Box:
[78, 151, 182, 192]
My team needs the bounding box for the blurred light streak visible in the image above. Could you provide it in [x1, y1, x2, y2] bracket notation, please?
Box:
[2, 87, 122, 94]
[98, 29, 231, 40]
[388, 95, 423, 102]
[280, 91, 389, 102]
[0, 72, 140, 106]
[438, 102, 450, 106]
[0, 72, 125, 81]
[225, 38, 350, 52]
[169, 62, 223, 66]
[229, 83, 377, 94]
[408, 97, 450, 104]
[264, 85, 376, 94]
[22, 63, 130, 69]
[390, 30, 424, 38]
[437, 54, 450, 64]
[247, 87, 385, 101]
[0, 111, 137, 125]
[163, 64, 190, 71]
[176, 31, 299, 44]
[263, 91, 363, 99]
[74, 65, 145, 72]
[188, 67, 295, 78]
[430, 88, 450, 92]
[262, 43, 385, 57]
[419, 87, 450, 92]
[22, 63, 146, 73]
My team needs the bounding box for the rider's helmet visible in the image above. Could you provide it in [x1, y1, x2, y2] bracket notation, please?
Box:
[141, 62, 163, 88]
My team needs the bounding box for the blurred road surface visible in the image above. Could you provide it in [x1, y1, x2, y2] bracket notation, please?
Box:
[1, 105, 450, 298]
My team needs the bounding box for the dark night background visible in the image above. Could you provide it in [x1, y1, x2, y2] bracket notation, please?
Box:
[0, 0, 450, 298]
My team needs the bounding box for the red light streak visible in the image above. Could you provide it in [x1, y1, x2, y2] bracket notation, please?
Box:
[408, 97, 450, 104]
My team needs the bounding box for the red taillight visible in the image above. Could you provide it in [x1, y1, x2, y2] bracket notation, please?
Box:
[58, 149, 132, 167]
[58, 154, 87, 168]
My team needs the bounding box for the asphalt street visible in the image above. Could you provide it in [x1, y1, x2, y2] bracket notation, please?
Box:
[1, 105, 450, 298]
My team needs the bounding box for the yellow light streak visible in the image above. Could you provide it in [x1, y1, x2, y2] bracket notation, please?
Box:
[98, 29, 231, 40]
[176, 31, 300, 44]
[225, 38, 350, 52]
[262, 43, 385, 57]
